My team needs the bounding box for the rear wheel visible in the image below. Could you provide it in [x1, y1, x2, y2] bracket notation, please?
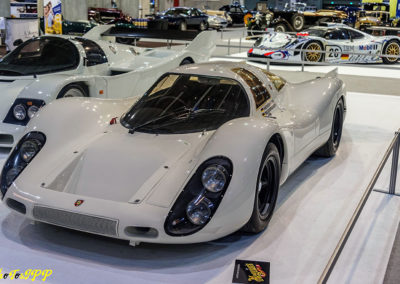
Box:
[303, 41, 324, 62]
[382, 40, 400, 64]
[242, 143, 281, 233]
[315, 99, 344, 157]
[291, 13, 305, 31]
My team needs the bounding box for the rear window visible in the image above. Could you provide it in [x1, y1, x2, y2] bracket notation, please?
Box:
[232, 67, 271, 108]
[260, 70, 287, 91]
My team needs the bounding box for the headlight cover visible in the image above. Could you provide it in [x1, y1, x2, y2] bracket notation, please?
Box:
[0, 132, 46, 198]
[13, 104, 26, 121]
[3, 99, 45, 126]
[164, 156, 233, 236]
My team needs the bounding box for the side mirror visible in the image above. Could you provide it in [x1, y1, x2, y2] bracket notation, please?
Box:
[13, 39, 23, 47]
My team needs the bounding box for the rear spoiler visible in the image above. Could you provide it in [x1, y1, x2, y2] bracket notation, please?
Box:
[84, 25, 201, 41]
[324, 68, 338, 78]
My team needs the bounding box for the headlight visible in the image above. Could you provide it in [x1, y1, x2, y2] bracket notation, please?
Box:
[4, 99, 45, 126]
[27, 105, 40, 118]
[13, 104, 26, 121]
[186, 196, 213, 225]
[201, 165, 228, 192]
[164, 156, 233, 236]
[20, 139, 41, 163]
[5, 166, 24, 188]
[0, 132, 46, 198]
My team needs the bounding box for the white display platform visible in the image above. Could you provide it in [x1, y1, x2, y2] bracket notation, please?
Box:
[0, 92, 400, 284]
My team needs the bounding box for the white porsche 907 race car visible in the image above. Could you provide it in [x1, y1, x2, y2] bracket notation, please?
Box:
[248, 24, 400, 64]
[0, 25, 216, 148]
[1, 62, 346, 245]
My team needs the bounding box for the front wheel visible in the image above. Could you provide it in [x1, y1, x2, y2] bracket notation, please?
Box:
[57, 84, 87, 99]
[179, 21, 187, 31]
[199, 21, 208, 31]
[303, 41, 324, 62]
[274, 23, 287, 32]
[314, 99, 344, 157]
[291, 13, 305, 31]
[242, 143, 281, 233]
[382, 40, 400, 64]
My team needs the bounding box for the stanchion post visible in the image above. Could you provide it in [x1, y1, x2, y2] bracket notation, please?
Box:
[267, 59, 270, 71]
[389, 132, 400, 194]
[221, 29, 223, 40]
[228, 39, 231, 55]
[239, 38, 242, 53]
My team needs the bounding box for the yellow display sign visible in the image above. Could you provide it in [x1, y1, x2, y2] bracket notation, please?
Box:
[390, 0, 398, 18]
[362, 0, 383, 3]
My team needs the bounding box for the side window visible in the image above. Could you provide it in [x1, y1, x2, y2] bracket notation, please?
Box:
[232, 68, 271, 108]
[326, 29, 349, 40]
[74, 38, 107, 67]
[260, 70, 287, 91]
[348, 29, 364, 39]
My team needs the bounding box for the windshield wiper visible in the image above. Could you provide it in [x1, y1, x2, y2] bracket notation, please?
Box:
[135, 108, 227, 134]
[127, 107, 191, 134]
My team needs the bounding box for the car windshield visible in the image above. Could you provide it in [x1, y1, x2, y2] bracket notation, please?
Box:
[121, 74, 250, 134]
[0, 37, 79, 76]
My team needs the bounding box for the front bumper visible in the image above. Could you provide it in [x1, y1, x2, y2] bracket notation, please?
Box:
[0, 122, 24, 148]
[209, 22, 228, 29]
[3, 182, 233, 245]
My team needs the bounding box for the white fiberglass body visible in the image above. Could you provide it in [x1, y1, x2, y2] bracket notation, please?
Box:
[0, 25, 216, 148]
[1, 62, 346, 245]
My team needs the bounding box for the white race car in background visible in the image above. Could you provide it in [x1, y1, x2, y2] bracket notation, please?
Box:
[248, 24, 400, 64]
[1, 62, 346, 245]
[0, 25, 216, 148]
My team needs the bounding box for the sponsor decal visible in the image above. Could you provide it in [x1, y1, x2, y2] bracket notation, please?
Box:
[359, 44, 379, 51]
[343, 45, 354, 52]
[74, 199, 84, 207]
[232, 259, 270, 284]
[0, 268, 52, 281]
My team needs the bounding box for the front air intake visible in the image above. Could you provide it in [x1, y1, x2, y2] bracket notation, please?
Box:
[32, 206, 118, 236]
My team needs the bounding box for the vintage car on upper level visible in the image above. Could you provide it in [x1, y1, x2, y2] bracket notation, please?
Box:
[0, 26, 216, 148]
[248, 24, 400, 64]
[155, 7, 209, 31]
[1, 62, 346, 245]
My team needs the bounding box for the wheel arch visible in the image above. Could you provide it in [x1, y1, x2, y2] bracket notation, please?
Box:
[180, 57, 195, 65]
[57, 81, 89, 99]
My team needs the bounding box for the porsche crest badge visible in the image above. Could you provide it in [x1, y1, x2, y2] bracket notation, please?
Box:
[74, 200, 84, 207]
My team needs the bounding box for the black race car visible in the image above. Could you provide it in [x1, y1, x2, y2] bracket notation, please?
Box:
[155, 7, 209, 31]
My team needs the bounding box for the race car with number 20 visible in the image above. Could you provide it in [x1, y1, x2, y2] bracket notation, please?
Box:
[1, 62, 346, 245]
[248, 24, 400, 64]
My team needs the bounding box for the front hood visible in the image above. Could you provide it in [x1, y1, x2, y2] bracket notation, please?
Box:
[44, 128, 212, 203]
[0, 78, 35, 120]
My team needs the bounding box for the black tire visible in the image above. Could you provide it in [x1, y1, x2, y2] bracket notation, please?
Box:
[179, 58, 193, 65]
[302, 40, 324, 62]
[315, 99, 344, 157]
[179, 21, 187, 31]
[242, 143, 281, 233]
[199, 21, 208, 31]
[382, 40, 400, 64]
[249, 24, 260, 36]
[116, 37, 134, 45]
[274, 23, 287, 32]
[291, 13, 305, 32]
[57, 83, 88, 99]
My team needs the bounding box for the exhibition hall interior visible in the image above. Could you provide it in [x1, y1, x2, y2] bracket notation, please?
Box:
[1, 0, 400, 283]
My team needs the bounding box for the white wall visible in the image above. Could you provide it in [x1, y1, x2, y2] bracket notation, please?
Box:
[0, 0, 10, 17]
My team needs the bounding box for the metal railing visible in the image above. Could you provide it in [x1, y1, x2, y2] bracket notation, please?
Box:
[318, 130, 400, 284]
